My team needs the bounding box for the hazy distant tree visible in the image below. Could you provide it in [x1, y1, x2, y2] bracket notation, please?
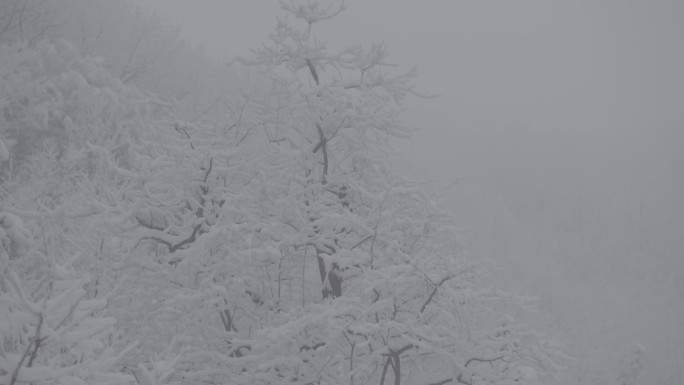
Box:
[0, 37, 182, 383]
[0, 0, 63, 46]
[616, 343, 644, 385]
[0, 0, 239, 125]
[0, 42, 145, 379]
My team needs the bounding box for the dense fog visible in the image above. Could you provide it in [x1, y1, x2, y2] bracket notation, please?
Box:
[141, 1, 684, 383]
[1, 1, 681, 384]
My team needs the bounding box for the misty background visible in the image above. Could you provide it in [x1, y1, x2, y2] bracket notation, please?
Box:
[135, 1, 683, 383]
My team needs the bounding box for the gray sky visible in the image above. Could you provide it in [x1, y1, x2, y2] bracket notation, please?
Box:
[135, 1, 684, 381]
[138, 0, 683, 190]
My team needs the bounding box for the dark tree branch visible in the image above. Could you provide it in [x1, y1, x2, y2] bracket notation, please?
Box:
[136, 216, 166, 232]
[202, 157, 213, 184]
[372, 288, 381, 304]
[393, 344, 415, 356]
[419, 274, 455, 314]
[464, 355, 505, 368]
[430, 374, 472, 385]
[380, 355, 392, 385]
[350, 235, 372, 250]
[300, 342, 326, 352]
[219, 308, 235, 332]
[10, 312, 44, 385]
[122, 365, 142, 384]
[174, 123, 195, 150]
[27, 315, 44, 367]
[457, 373, 471, 385]
[139, 222, 203, 255]
[370, 189, 391, 268]
[426, 373, 473, 385]
[197, 157, 213, 218]
[312, 139, 322, 153]
[306, 59, 319, 86]
[138, 155, 213, 256]
[392, 353, 401, 385]
[379, 344, 415, 385]
[427, 379, 453, 385]
[315, 123, 328, 182]
[328, 263, 342, 298]
[229, 344, 251, 358]
[168, 223, 202, 253]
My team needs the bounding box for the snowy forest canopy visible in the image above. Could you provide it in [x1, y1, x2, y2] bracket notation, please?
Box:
[0, 1, 681, 385]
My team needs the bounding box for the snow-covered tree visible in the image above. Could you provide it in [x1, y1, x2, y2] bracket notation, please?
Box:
[0, 209, 134, 385]
[0, 2, 566, 384]
[0, 0, 239, 124]
[0, 257, 134, 385]
[110, 2, 564, 384]
[0, 37, 179, 385]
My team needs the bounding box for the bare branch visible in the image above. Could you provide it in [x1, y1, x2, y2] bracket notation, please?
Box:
[10, 313, 44, 385]
[464, 355, 505, 367]
[307, 59, 319, 85]
[419, 274, 455, 314]
[315, 123, 328, 181]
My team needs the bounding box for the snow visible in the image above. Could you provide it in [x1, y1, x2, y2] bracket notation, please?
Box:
[3, 2, 680, 384]
[0, 138, 8, 161]
[0, 212, 33, 251]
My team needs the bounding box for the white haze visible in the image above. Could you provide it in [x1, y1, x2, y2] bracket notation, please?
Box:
[136, 1, 684, 383]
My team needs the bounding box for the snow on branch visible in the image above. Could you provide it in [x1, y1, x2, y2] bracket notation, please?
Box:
[280, 0, 345, 27]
